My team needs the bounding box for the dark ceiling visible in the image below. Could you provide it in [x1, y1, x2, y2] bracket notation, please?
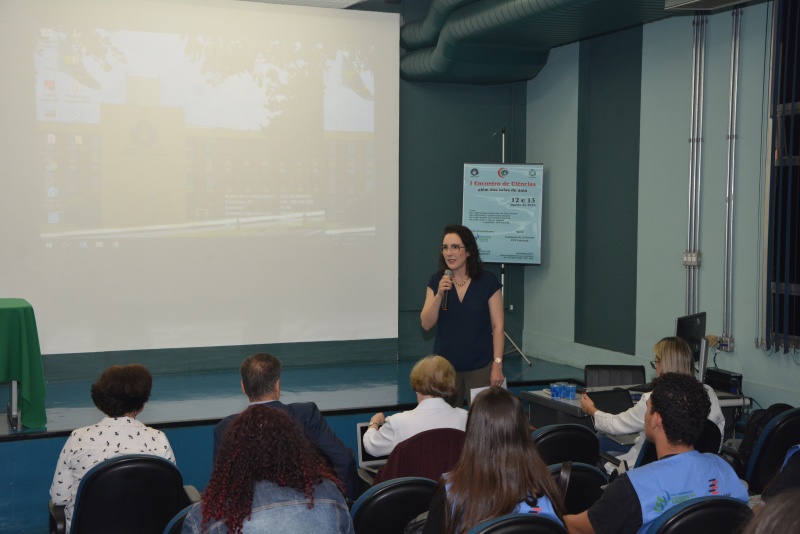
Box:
[354, 0, 763, 84]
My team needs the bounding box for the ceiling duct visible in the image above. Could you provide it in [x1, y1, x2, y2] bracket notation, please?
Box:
[399, 0, 677, 84]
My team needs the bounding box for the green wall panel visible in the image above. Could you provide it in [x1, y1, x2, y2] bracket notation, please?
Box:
[575, 27, 642, 354]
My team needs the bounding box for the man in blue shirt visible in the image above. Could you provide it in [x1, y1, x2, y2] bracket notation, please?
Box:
[564, 372, 748, 534]
[213, 353, 358, 501]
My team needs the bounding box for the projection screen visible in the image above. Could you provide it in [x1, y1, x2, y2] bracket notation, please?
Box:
[0, 0, 400, 354]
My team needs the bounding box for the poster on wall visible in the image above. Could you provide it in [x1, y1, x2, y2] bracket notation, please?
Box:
[462, 163, 543, 265]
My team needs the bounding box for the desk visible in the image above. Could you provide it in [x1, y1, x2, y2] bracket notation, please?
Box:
[0, 299, 47, 429]
[521, 390, 591, 429]
[520, 387, 749, 441]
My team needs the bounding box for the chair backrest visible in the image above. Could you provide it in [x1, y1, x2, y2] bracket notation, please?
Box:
[745, 407, 800, 493]
[373, 428, 465, 485]
[584, 365, 646, 388]
[695, 419, 722, 455]
[532, 424, 599, 466]
[69, 454, 191, 534]
[162, 504, 194, 534]
[351, 476, 437, 534]
[634, 439, 657, 469]
[643, 496, 753, 534]
[548, 462, 608, 515]
[465, 513, 568, 534]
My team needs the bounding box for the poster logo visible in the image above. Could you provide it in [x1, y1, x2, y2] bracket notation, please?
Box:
[497, 168, 509, 178]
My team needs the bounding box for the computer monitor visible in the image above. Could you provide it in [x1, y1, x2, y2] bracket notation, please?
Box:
[675, 312, 709, 382]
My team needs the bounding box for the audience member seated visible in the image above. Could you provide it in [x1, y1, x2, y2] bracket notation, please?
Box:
[50, 364, 175, 533]
[213, 353, 358, 501]
[743, 488, 800, 534]
[580, 337, 724, 473]
[364, 355, 468, 457]
[564, 373, 748, 534]
[183, 405, 353, 534]
[422, 387, 565, 533]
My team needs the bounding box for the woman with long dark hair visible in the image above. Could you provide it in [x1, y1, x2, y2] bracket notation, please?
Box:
[420, 224, 505, 407]
[182, 405, 353, 534]
[422, 387, 565, 533]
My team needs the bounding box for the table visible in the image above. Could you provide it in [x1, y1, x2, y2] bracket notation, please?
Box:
[521, 386, 749, 441]
[0, 298, 47, 429]
[520, 389, 591, 429]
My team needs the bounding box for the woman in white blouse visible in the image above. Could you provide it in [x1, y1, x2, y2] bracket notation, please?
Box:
[580, 337, 725, 474]
[50, 364, 175, 532]
[364, 355, 469, 457]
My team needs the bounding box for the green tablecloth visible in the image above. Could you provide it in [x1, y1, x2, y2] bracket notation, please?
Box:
[0, 298, 47, 428]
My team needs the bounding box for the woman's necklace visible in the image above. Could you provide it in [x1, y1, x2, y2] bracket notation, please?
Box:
[454, 277, 470, 287]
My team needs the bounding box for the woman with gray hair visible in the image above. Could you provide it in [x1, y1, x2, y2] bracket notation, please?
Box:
[363, 355, 468, 457]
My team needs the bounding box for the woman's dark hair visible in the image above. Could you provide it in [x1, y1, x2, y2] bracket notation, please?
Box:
[743, 488, 800, 534]
[90, 364, 152, 417]
[202, 405, 344, 534]
[442, 387, 565, 534]
[437, 224, 483, 279]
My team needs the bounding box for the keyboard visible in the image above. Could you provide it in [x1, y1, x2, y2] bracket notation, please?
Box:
[628, 382, 654, 393]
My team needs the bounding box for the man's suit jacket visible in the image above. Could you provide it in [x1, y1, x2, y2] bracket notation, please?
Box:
[214, 400, 358, 500]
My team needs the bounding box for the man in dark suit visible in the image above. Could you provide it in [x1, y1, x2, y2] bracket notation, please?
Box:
[213, 353, 358, 501]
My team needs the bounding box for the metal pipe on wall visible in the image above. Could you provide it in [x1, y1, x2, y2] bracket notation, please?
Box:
[686, 14, 708, 316]
[722, 8, 742, 350]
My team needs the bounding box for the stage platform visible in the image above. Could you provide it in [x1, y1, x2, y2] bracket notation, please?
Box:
[2, 356, 583, 439]
[0, 356, 583, 533]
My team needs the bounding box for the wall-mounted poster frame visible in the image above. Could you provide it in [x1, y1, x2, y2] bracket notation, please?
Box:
[462, 163, 543, 265]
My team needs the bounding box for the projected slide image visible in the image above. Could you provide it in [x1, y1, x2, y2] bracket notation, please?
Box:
[34, 26, 378, 242]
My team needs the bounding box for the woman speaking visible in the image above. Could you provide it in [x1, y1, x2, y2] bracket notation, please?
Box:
[421, 224, 504, 407]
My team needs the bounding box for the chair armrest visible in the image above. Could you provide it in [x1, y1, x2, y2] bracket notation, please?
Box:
[357, 468, 375, 487]
[48, 499, 66, 534]
[183, 485, 201, 504]
[599, 451, 621, 467]
[721, 443, 741, 457]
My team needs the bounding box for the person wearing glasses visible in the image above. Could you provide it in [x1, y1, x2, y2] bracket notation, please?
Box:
[579, 337, 725, 474]
[421, 223, 504, 407]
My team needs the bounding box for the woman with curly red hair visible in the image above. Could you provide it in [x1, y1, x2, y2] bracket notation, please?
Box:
[182, 405, 353, 534]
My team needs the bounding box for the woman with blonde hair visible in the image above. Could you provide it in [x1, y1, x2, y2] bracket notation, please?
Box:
[422, 387, 565, 533]
[364, 355, 468, 457]
[580, 336, 725, 473]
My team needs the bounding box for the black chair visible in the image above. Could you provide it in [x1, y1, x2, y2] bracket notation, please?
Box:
[584, 365, 646, 388]
[548, 462, 608, 515]
[48, 454, 200, 534]
[163, 504, 194, 534]
[532, 424, 600, 466]
[742, 407, 800, 494]
[642, 496, 753, 534]
[695, 419, 723, 455]
[350, 476, 437, 534]
[465, 513, 568, 534]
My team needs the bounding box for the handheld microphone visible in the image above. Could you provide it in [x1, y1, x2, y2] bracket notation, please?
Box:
[441, 269, 453, 310]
